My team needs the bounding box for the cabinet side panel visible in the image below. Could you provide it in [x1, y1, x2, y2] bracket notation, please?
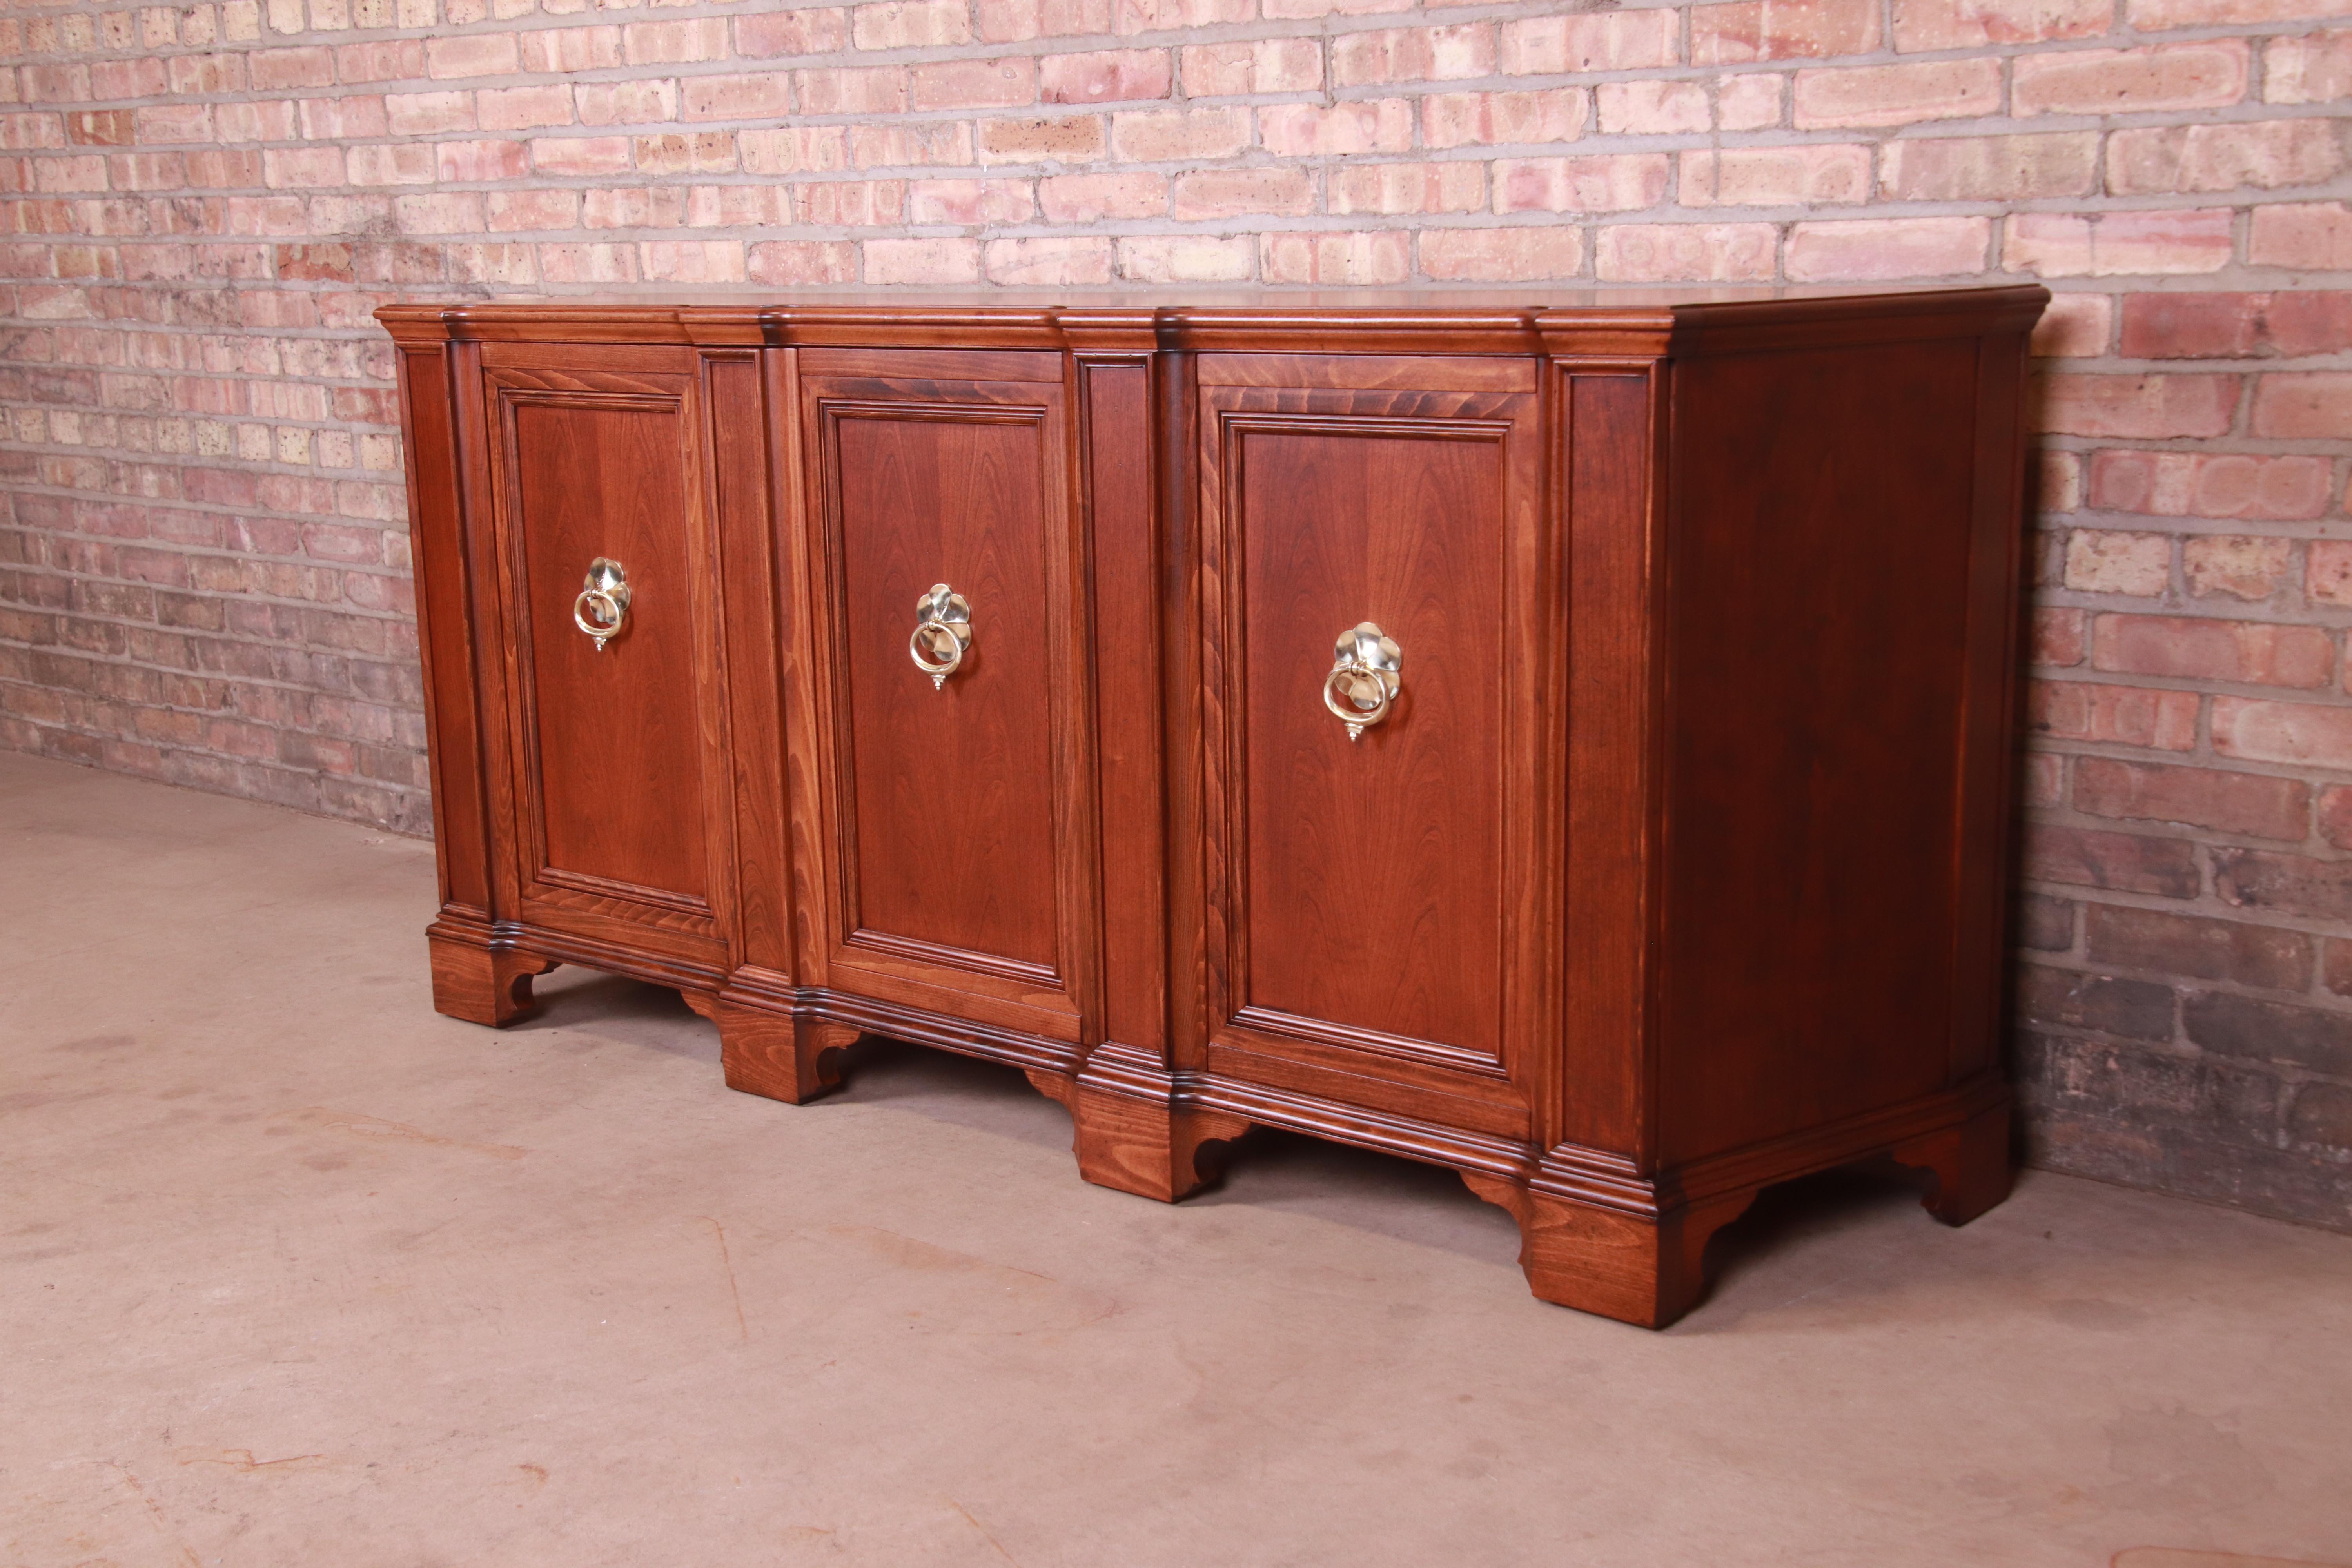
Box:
[397, 343, 490, 915]
[1658, 338, 1985, 1166]
[1560, 370, 1658, 1161]
[1085, 361, 1166, 1057]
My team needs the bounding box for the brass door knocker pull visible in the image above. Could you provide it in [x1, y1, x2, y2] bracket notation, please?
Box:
[1323, 621, 1402, 741]
[573, 558, 630, 652]
[911, 583, 972, 690]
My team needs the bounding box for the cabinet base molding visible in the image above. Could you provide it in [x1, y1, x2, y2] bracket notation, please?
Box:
[426, 919, 557, 1027]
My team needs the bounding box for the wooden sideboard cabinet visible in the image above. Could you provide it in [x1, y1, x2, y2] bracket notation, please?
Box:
[379, 287, 2046, 1328]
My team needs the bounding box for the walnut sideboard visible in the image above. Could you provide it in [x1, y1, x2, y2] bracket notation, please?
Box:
[378, 287, 2047, 1328]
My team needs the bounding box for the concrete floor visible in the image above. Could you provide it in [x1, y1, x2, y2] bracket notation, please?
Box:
[2, 751, 2348, 1568]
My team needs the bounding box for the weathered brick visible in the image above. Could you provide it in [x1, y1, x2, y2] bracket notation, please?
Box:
[2309, 541, 2352, 608]
[2004, 210, 2235, 277]
[737, 9, 848, 57]
[1497, 11, 1678, 74]
[2013, 42, 2248, 117]
[1259, 101, 1415, 158]
[1881, 133, 2098, 202]
[2095, 615, 2334, 688]
[1493, 155, 1670, 214]
[1116, 233, 1253, 282]
[1421, 89, 1587, 149]
[2109, 120, 2343, 196]
[1785, 216, 1989, 280]
[2247, 201, 2352, 269]
[2251, 374, 2352, 441]
[2183, 991, 2352, 1077]
[1181, 39, 1323, 96]
[2020, 893, 2077, 951]
[1893, 0, 2109, 51]
[1332, 25, 1495, 86]
[1327, 161, 1485, 216]
[1594, 222, 1776, 281]
[1417, 225, 1584, 281]
[1682, 145, 1871, 206]
[1692, 0, 1879, 62]
[2182, 535, 2294, 601]
[1261, 230, 1412, 285]
[977, 115, 1103, 165]
[2027, 678, 2200, 749]
[1793, 59, 2002, 129]
[2212, 696, 2352, 768]
[1040, 50, 1171, 105]
[1169, 165, 1312, 219]
[2132, 0, 2337, 29]
[1597, 81, 1710, 135]
[2264, 30, 2352, 105]
[2075, 755, 2310, 840]
[2040, 374, 2241, 439]
[2024, 823, 2203, 897]
[2020, 963, 2178, 1042]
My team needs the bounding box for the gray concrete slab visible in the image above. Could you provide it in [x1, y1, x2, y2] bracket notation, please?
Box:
[2, 751, 2347, 1567]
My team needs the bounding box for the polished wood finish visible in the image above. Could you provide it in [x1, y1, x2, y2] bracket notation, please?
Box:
[381, 287, 2045, 1328]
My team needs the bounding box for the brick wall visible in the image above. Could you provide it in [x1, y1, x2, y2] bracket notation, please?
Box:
[2, 0, 2348, 1224]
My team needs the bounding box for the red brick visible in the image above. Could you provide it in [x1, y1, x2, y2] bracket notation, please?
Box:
[737, 9, 849, 56]
[1880, 133, 2098, 201]
[1594, 222, 1777, 281]
[2183, 536, 2294, 602]
[425, 34, 518, 80]
[1421, 89, 1586, 149]
[517, 25, 624, 74]
[2065, 529, 2171, 595]
[1497, 12, 1677, 74]
[792, 180, 906, 226]
[740, 127, 852, 175]
[1169, 166, 1312, 220]
[437, 140, 531, 183]
[1038, 171, 1167, 221]
[481, 84, 575, 132]
[2040, 374, 2241, 439]
[2023, 824, 2202, 897]
[2034, 293, 2113, 358]
[2094, 614, 2335, 689]
[984, 235, 1114, 285]
[2265, 30, 2352, 105]
[2012, 42, 2248, 116]
[2109, 120, 2343, 196]
[1116, 234, 1253, 282]
[864, 236, 982, 284]
[1181, 39, 1324, 96]
[2084, 905, 2310, 991]
[250, 46, 335, 90]
[2307, 541, 2352, 608]
[907, 178, 1035, 225]
[1417, 226, 1584, 281]
[2004, 210, 2234, 277]
[1109, 107, 1248, 163]
[2034, 607, 2088, 666]
[2320, 784, 2352, 850]
[531, 136, 633, 178]
[1040, 50, 1171, 105]
[2027, 678, 2199, 750]
[2131, 0, 2334, 27]
[2090, 451, 2334, 521]
[911, 59, 1038, 112]
[622, 19, 730, 66]
[1793, 59, 2002, 129]
[2247, 202, 2352, 269]
[746, 240, 858, 285]
[1785, 216, 1989, 280]
[1892, 0, 2109, 50]
[1683, 145, 1871, 206]
[852, 0, 971, 49]
[1493, 155, 1670, 214]
[2251, 374, 2352, 439]
[1259, 101, 1415, 158]
[1260, 230, 1413, 285]
[1328, 161, 1485, 216]
[1332, 25, 1496, 86]
[1692, 0, 1880, 62]
[797, 68, 907, 116]
[2075, 756, 2311, 840]
[1598, 81, 1711, 134]
[2213, 696, 2352, 769]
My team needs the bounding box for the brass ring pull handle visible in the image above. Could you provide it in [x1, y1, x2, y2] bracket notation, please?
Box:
[910, 582, 973, 690]
[573, 558, 630, 652]
[1323, 621, 1403, 742]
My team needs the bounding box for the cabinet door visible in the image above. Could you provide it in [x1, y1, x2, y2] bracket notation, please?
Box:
[1195, 354, 1548, 1140]
[480, 344, 731, 970]
[791, 349, 1092, 1040]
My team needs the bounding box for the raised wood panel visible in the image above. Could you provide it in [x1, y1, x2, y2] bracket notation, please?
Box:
[797, 359, 1092, 1026]
[1197, 365, 1546, 1133]
[483, 358, 730, 962]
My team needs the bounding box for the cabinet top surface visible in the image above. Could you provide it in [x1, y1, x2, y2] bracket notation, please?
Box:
[377, 284, 2047, 353]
